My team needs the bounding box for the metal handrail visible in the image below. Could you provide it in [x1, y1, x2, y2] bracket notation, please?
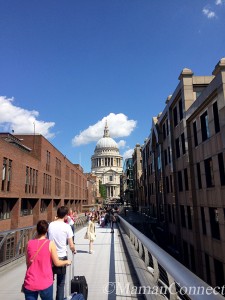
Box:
[119, 216, 224, 300]
[0, 216, 87, 268]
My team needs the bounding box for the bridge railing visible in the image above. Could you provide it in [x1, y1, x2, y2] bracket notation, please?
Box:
[0, 215, 87, 268]
[119, 216, 224, 300]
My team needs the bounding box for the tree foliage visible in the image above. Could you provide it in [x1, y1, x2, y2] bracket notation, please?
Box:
[99, 181, 107, 199]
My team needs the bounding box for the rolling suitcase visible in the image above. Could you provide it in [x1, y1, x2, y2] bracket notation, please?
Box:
[71, 276, 88, 300]
[70, 255, 88, 300]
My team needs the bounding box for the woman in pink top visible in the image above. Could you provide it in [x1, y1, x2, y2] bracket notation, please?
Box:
[23, 220, 71, 300]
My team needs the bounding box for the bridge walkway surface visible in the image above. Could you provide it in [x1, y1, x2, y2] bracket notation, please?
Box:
[0, 222, 145, 300]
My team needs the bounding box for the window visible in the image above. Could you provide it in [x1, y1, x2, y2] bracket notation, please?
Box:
[209, 207, 220, 240]
[201, 207, 207, 235]
[2, 158, 7, 191]
[25, 167, 38, 194]
[20, 199, 34, 216]
[193, 121, 198, 147]
[55, 158, 61, 177]
[55, 178, 61, 196]
[163, 123, 166, 140]
[0, 199, 11, 220]
[181, 133, 186, 155]
[164, 149, 168, 166]
[184, 168, 189, 191]
[46, 150, 51, 171]
[43, 173, 52, 195]
[218, 153, 225, 186]
[109, 175, 113, 181]
[214, 259, 224, 291]
[204, 158, 214, 188]
[166, 119, 169, 136]
[179, 99, 183, 121]
[40, 199, 50, 213]
[1, 158, 13, 192]
[178, 171, 183, 192]
[173, 106, 178, 127]
[175, 138, 180, 158]
[187, 206, 192, 230]
[196, 163, 202, 189]
[180, 205, 186, 228]
[7, 160, 12, 191]
[200, 111, 210, 142]
[213, 101, 220, 133]
[205, 253, 211, 285]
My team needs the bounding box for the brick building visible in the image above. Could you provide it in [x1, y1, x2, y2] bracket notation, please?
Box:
[0, 133, 94, 231]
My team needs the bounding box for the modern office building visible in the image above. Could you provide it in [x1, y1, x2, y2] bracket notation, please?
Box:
[91, 122, 123, 202]
[0, 133, 93, 232]
[136, 58, 225, 288]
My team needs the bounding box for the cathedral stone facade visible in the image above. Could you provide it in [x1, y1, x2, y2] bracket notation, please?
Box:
[91, 122, 123, 201]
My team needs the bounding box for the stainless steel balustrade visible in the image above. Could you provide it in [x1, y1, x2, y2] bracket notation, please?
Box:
[119, 216, 224, 300]
[0, 215, 87, 268]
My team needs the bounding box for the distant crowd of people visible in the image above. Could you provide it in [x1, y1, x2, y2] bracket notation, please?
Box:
[22, 205, 119, 300]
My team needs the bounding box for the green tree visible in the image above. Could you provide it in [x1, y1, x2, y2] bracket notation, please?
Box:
[99, 181, 107, 199]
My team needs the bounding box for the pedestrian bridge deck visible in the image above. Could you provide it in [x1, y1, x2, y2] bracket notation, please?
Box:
[0, 223, 144, 300]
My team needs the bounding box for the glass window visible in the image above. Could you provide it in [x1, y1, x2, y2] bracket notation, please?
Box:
[173, 106, 178, 127]
[184, 168, 189, 190]
[196, 163, 202, 189]
[201, 207, 207, 235]
[200, 111, 210, 142]
[214, 259, 224, 290]
[213, 101, 220, 133]
[204, 158, 214, 188]
[181, 133, 186, 155]
[176, 138, 180, 158]
[164, 149, 168, 166]
[187, 206, 192, 230]
[178, 171, 183, 192]
[2, 158, 7, 191]
[193, 121, 198, 147]
[180, 205, 186, 228]
[218, 153, 225, 186]
[209, 207, 220, 240]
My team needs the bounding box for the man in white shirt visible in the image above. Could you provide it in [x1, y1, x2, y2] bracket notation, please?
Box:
[48, 206, 76, 300]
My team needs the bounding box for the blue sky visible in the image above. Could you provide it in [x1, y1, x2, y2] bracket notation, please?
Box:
[0, 0, 225, 172]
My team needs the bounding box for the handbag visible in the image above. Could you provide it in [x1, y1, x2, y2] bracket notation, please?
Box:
[84, 232, 89, 239]
[21, 239, 48, 293]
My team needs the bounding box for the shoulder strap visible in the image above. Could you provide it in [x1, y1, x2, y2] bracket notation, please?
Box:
[28, 239, 48, 267]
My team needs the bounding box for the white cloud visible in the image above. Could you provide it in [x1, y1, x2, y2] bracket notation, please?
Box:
[122, 148, 134, 160]
[117, 140, 126, 148]
[0, 96, 55, 138]
[202, 7, 216, 18]
[72, 113, 137, 146]
[215, 0, 224, 5]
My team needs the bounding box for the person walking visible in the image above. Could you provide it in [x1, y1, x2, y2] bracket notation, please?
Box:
[48, 206, 76, 300]
[65, 208, 76, 247]
[22, 220, 71, 300]
[87, 215, 96, 254]
[109, 210, 116, 233]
